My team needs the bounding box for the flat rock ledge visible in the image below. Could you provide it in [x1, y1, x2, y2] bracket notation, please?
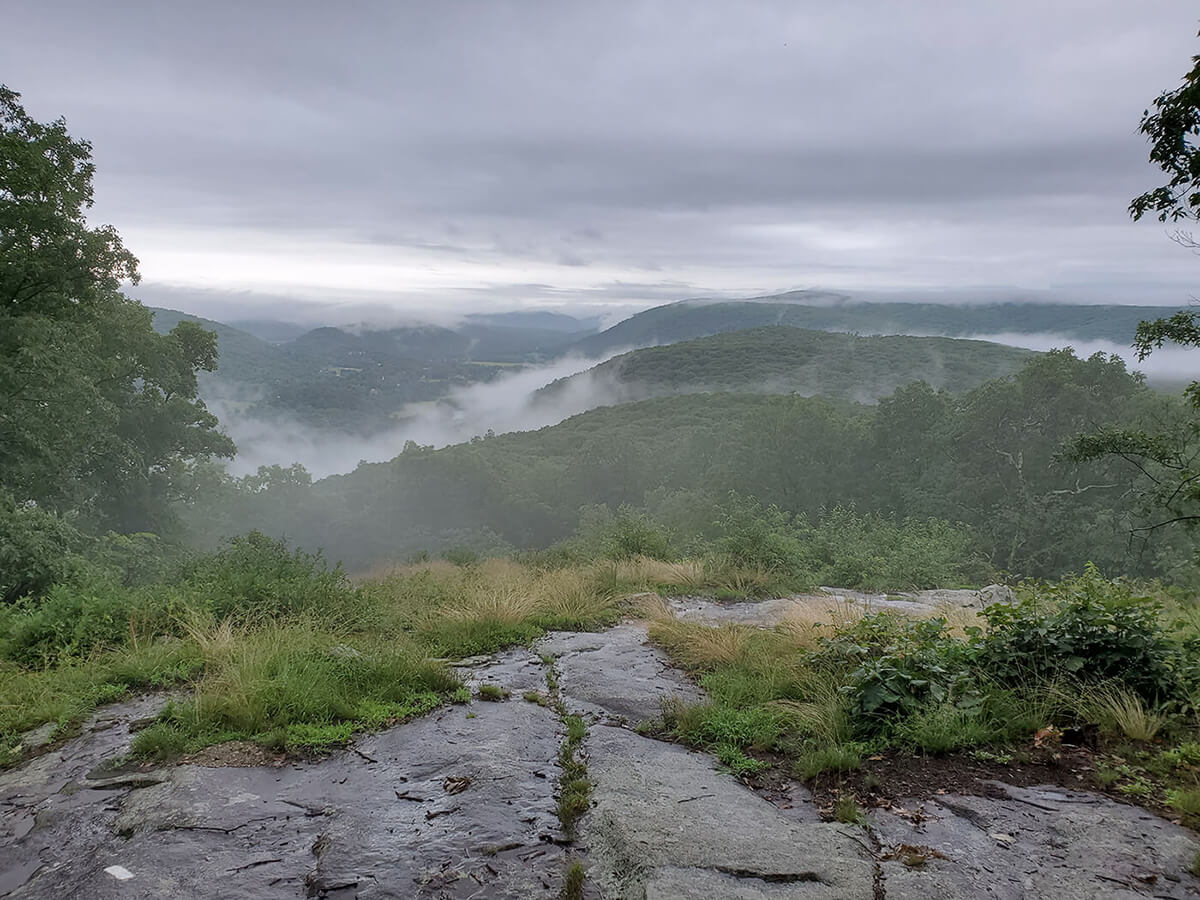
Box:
[2, 610, 1198, 899]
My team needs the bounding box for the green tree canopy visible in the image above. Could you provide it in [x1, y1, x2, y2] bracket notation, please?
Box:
[1070, 37, 1200, 551]
[0, 86, 234, 532]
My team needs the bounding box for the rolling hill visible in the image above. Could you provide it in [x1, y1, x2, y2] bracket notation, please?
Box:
[570, 294, 1182, 357]
[540, 326, 1035, 406]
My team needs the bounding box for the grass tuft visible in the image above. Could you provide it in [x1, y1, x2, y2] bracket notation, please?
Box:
[560, 860, 586, 900]
[1080, 683, 1166, 742]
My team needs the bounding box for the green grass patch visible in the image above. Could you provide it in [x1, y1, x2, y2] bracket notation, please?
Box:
[561, 860, 586, 900]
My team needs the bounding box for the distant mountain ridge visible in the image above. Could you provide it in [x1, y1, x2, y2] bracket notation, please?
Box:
[540, 326, 1035, 407]
[148, 306, 602, 432]
[569, 295, 1182, 357]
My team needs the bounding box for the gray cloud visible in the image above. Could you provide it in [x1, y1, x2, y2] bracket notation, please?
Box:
[8, 1, 1200, 314]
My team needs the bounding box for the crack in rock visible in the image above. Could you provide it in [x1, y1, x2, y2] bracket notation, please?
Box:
[713, 865, 827, 884]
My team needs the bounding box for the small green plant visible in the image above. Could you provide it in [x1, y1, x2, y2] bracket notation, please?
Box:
[1167, 787, 1200, 820]
[524, 690, 550, 706]
[561, 860, 586, 900]
[1117, 777, 1155, 799]
[713, 743, 769, 777]
[795, 743, 863, 780]
[450, 686, 472, 704]
[477, 684, 511, 702]
[970, 748, 1014, 765]
[557, 714, 591, 837]
[833, 792, 866, 825]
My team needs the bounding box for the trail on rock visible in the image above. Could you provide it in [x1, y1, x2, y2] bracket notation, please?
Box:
[2, 600, 1199, 899]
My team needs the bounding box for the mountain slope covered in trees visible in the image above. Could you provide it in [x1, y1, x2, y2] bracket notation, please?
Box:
[570, 294, 1183, 357]
[187, 349, 1191, 583]
[541, 326, 1034, 405]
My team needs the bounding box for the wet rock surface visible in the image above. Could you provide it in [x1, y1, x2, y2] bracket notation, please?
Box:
[582, 725, 875, 899]
[2, 605, 1198, 899]
[872, 782, 1200, 899]
[1, 655, 569, 899]
[538, 623, 705, 724]
[670, 585, 1015, 627]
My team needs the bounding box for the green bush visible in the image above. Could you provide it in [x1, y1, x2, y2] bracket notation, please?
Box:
[712, 493, 811, 574]
[0, 492, 86, 604]
[816, 614, 975, 721]
[977, 565, 1178, 700]
[89, 532, 184, 586]
[804, 507, 987, 591]
[573, 505, 676, 561]
[0, 575, 169, 665]
[173, 531, 354, 621]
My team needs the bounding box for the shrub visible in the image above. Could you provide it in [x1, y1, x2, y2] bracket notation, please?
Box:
[711, 493, 811, 574]
[0, 575, 170, 665]
[0, 493, 86, 604]
[174, 532, 354, 622]
[977, 565, 1178, 700]
[574, 505, 676, 561]
[817, 613, 977, 722]
[804, 506, 988, 591]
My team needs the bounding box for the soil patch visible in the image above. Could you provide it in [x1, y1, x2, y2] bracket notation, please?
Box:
[805, 743, 1193, 828]
[181, 740, 287, 768]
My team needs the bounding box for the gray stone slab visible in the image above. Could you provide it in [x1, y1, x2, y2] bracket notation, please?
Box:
[538, 624, 705, 724]
[582, 724, 876, 899]
[871, 782, 1200, 899]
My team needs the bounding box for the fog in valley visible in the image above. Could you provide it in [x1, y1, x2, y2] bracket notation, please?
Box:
[212, 348, 631, 477]
[209, 323, 1197, 479]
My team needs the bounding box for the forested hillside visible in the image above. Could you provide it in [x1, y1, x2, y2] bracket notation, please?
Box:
[541, 326, 1033, 404]
[150, 308, 597, 432]
[184, 349, 1193, 583]
[571, 295, 1183, 357]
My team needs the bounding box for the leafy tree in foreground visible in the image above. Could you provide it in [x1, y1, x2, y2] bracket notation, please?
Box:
[0, 86, 234, 532]
[1070, 37, 1200, 551]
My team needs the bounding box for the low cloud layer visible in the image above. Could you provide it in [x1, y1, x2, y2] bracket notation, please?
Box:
[212, 351, 631, 478]
[209, 326, 1198, 480]
[9, 2, 1200, 317]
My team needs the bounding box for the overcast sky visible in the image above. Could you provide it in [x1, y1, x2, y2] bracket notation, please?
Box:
[8, 1, 1200, 322]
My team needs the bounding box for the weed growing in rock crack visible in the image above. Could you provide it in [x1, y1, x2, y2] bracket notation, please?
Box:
[556, 713, 591, 837]
[561, 860, 586, 900]
[833, 792, 866, 825]
[524, 690, 550, 706]
[882, 843, 949, 868]
[477, 684, 511, 702]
